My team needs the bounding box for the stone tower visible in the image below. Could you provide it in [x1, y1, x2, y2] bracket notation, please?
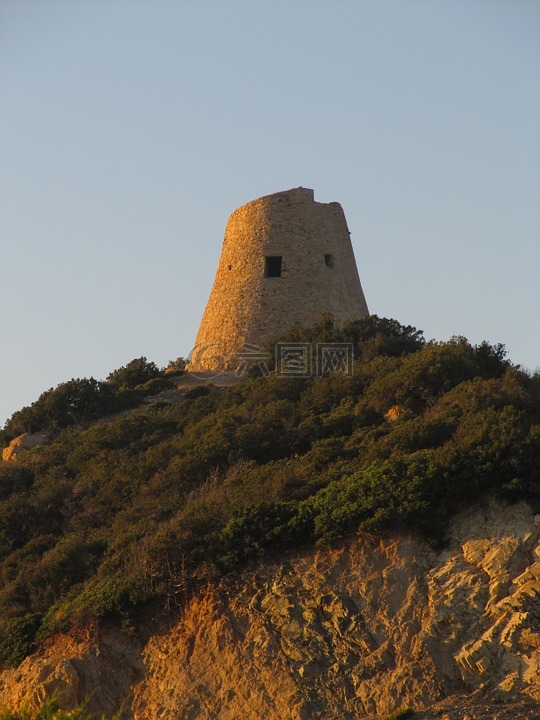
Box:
[190, 187, 369, 370]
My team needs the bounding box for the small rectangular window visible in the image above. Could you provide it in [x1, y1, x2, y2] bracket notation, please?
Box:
[265, 256, 282, 278]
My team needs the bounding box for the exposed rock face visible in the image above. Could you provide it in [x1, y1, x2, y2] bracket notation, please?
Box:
[384, 405, 407, 422]
[1, 500, 540, 719]
[1, 432, 50, 462]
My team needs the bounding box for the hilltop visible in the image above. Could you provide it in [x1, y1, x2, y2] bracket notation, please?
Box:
[0, 316, 539, 719]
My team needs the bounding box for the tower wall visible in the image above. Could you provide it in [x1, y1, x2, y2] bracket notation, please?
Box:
[190, 187, 369, 369]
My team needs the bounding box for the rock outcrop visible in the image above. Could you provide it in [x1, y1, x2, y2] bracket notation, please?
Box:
[1, 500, 540, 719]
[1, 432, 50, 462]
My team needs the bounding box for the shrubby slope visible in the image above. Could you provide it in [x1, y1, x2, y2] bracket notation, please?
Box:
[0, 316, 538, 667]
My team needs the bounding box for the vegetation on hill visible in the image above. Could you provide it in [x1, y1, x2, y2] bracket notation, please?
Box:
[0, 316, 539, 668]
[0, 357, 174, 447]
[0, 695, 120, 720]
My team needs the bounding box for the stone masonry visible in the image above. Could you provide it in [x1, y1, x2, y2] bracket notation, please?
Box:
[190, 187, 369, 370]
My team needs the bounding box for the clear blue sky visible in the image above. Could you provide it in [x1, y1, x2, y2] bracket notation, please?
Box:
[1, 0, 539, 426]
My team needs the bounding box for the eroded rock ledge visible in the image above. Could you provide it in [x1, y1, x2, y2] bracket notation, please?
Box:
[1, 500, 540, 719]
[1, 432, 50, 462]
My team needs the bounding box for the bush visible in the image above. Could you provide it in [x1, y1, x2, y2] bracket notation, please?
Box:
[1, 360, 169, 447]
[218, 501, 298, 566]
[184, 385, 212, 399]
[106, 357, 161, 392]
[164, 357, 187, 375]
[0, 613, 42, 667]
[385, 709, 415, 720]
[1, 379, 116, 443]
[0, 695, 121, 719]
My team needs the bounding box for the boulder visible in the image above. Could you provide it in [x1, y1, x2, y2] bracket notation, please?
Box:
[2, 432, 50, 462]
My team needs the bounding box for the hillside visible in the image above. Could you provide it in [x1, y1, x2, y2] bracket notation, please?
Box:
[0, 316, 539, 718]
[2, 501, 540, 719]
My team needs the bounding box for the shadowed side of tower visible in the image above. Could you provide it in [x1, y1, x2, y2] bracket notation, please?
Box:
[190, 187, 369, 370]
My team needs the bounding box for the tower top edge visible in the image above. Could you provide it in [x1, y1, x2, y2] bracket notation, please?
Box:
[230, 187, 342, 217]
[258, 187, 314, 201]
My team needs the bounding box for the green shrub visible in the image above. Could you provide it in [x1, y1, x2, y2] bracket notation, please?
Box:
[0, 359, 169, 447]
[106, 357, 161, 392]
[218, 501, 298, 566]
[164, 357, 187, 375]
[0, 694, 121, 719]
[1, 378, 116, 442]
[385, 708, 415, 720]
[184, 385, 212, 399]
[0, 613, 42, 667]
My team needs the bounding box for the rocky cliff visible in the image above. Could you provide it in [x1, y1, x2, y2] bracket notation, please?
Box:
[1, 500, 540, 719]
